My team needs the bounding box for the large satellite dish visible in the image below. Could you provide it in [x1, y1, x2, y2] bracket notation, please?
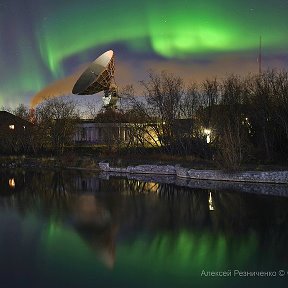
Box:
[72, 50, 118, 110]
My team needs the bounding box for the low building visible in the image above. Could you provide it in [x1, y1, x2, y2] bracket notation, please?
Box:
[0, 111, 32, 133]
[73, 119, 160, 147]
[73, 120, 129, 144]
[0, 111, 34, 153]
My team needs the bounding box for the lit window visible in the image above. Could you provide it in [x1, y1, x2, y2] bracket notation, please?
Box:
[9, 124, 15, 130]
[23, 126, 26, 129]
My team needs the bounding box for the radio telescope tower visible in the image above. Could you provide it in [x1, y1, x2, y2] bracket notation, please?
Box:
[72, 50, 119, 111]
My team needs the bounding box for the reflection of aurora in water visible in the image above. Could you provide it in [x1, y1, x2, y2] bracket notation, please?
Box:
[117, 232, 258, 272]
[44, 222, 258, 269]
[40, 222, 259, 287]
[1, 169, 288, 287]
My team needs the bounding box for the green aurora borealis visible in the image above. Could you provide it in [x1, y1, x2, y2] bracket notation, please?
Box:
[1, 0, 288, 106]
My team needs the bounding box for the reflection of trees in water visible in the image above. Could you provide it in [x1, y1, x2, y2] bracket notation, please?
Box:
[2, 170, 288, 235]
[0, 170, 76, 219]
[27, 171, 71, 214]
[71, 194, 117, 268]
[211, 191, 288, 262]
[51, 171, 68, 198]
[0, 169, 118, 268]
[117, 179, 211, 233]
[0, 170, 123, 227]
[1, 170, 288, 262]
[118, 178, 288, 259]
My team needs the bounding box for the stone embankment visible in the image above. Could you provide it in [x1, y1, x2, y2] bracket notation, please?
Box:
[99, 162, 288, 184]
[99, 162, 288, 197]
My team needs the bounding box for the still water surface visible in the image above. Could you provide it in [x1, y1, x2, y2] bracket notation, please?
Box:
[0, 169, 288, 287]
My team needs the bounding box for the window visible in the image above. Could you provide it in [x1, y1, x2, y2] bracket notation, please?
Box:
[81, 128, 86, 140]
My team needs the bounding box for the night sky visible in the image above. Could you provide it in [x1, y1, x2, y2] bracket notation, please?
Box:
[1, 0, 288, 107]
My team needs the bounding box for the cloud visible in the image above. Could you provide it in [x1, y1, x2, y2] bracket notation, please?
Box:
[30, 65, 88, 107]
[30, 53, 288, 107]
[141, 56, 259, 83]
[115, 53, 288, 94]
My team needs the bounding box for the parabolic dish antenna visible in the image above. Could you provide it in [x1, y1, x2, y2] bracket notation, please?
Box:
[72, 50, 118, 110]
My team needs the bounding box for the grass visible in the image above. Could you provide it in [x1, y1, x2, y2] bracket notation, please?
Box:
[1, 145, 287, 172]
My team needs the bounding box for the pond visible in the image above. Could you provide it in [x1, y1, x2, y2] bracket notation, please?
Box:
[0, 169, 288, 287]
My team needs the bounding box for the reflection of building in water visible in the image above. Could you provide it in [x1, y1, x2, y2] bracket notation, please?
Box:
[4, 171, 288, 271]
[74, 195, 111, 227]
[124, 180, 160, 195]
[74, 176, 100, 192]
[73, 194, 116, 268]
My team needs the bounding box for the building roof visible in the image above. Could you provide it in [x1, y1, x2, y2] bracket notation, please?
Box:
[0, 111, 33, 127]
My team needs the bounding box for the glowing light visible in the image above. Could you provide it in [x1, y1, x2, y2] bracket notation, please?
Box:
[144, 182, 159, 193]
[9, 178, 16, 189]
[209, 192, 214, 211]
[203, 128, 211, 144]
[144, 126, 161, 147]
[9, 125, 15, 130]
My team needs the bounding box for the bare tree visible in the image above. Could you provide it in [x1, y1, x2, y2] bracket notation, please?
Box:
[247, 71, 276, 160]
[12, 104, 31, 121]
[124, 71, 210, 156]
[201, 78, 220, 128]
[269, 70, 288, 154]
[214, 75, 250, 169]
[36, 98, 80, 154]
[141, 71, 184, 145]
[124, 94, 162, 149]
[180, 82, 201, 119]
[83, 98, 102, 119]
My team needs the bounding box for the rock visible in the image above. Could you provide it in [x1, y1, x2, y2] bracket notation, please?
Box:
[98, 162, 110, 171]
[98, 162, 288, 184]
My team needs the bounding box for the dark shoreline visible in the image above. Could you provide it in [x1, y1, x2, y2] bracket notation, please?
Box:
[99, 171, 288, 198]
[1, 155, 288, 197]
[1, 155, 287, 183]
